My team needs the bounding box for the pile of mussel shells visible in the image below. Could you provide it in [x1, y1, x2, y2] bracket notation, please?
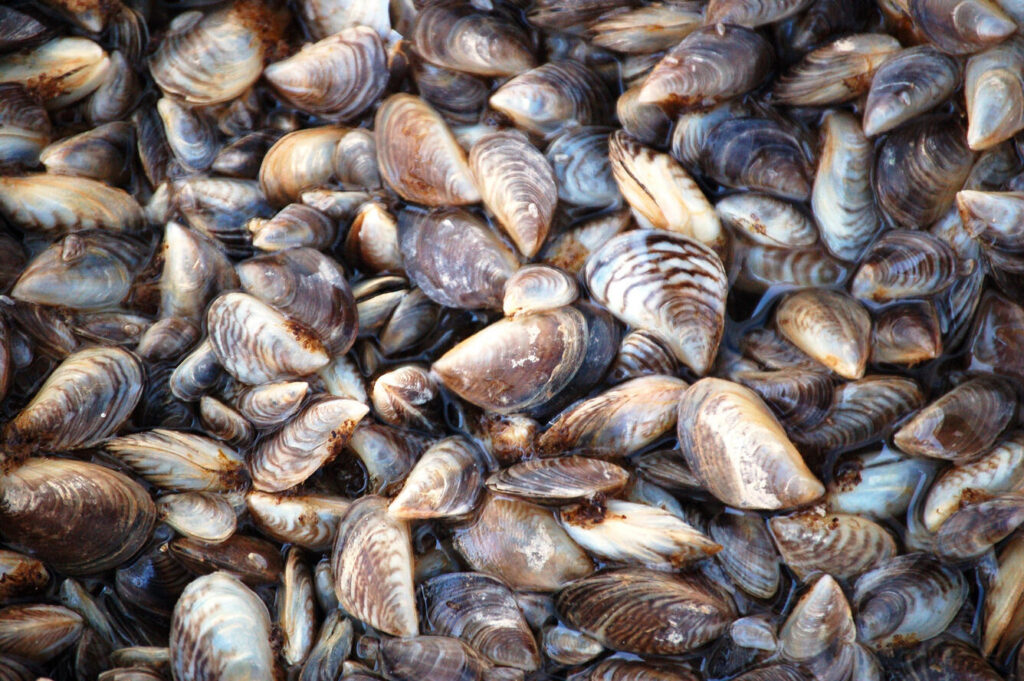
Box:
[6, 0, 1024, 679]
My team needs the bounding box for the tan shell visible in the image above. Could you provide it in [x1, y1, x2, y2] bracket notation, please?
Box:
[676, 378, 824, 510]
[250, 395, 369, 493]
[388, 437, 484, 519]
[538, 375, 688, 457]
[452, 494, 594, 591]
[0, 174, 144, 235]
[413, 2, 535, 76]
[470, 130, 557, 257]
[331, 496, 418, 637]
[246, 491, 350, 551]
[431, 307, 588, 414]
[778, 574, 855, 662]
[490, 61, 610, 136]
[770, 509, 898, 581]
[773, 34, 900, 105]
[264, 27, 387, 121]
[234, 381, 308, 429]
[259, 126, 346, 207]
[870, 301, 943, 366]
[709, 511, 780, 599]
[585, 230, 726, 375]
[279, 548, 317, 667]
[156, 492, 236, 544]
[170, 572, 276, 681]
[0, 37, 109, 108]
[983, 532, 1024, 656]
[608, 131, 724, 252]
[371, 365, 441, 433]
[150, 2, 282, 105]
[894, 376, 1016, 462]
[4, 346, 142, 455]
[559, 500, 721, 570]
[0, 604, 83, 662]
[375, 94, 480, 206]
[206, 292, 330, 385]
[775, 289, 871, 379]
[105, 429, 248, 493]
[485, 456, 630, 503]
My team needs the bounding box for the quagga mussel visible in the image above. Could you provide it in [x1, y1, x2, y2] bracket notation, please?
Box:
[0, 0, 1023, 679]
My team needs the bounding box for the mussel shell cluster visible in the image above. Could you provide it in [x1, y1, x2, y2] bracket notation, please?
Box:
[4, 0, 1024, 680]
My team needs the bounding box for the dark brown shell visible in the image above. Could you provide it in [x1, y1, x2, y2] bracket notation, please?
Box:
[0, 459, 155, 575]
[555, 568, 736, 655]
[702, 117, 813, 202]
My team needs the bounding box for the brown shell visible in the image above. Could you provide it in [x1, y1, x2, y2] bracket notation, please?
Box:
[332, 496, 417, 636]
[490, 60, 611, 136]
[770, 509, 898, 581]
[259, 126, 345, 207]
[677, 378, 824, 510]
[775, 289, 871, 379]
[375, 94, 480, 206]
[486, 456, 629, 502]
[538, 375, 687, 457]
[585, 230, 727, 375]
[452, 494, 594, 591]
[0, 459, 155, 575]
[555, 568, 736, 655]
[413, 2, 535, 76]
[388, 437, 484, 519]
[470, 130, 557, 257]
[431, 307, 588, 414]
[709, 511, 780, 599]
[870, 301, 943, 366]
[0, 604, 83, 662]
[894, 376, 1016, 462]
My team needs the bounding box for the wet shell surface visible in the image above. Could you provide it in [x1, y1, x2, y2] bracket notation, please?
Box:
[585, 230, 726, 375]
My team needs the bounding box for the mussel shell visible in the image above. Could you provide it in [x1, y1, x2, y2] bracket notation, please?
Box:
[967, 291, 1024, 381]
[717, 193, 817, 248]
[105, 428, 248, 493]
[431, 307, 588, 414]
[259, 126, 345, 208]
[638, 24, 773, 114]
[0, 458, 155, 575]
[421, 572, 540, 671]
[677, 378, 824, 510]
[580, 659, 700, 681]
[206, 291, 330, 385]
[250, 395, 368, 493]
[538, 375, 687, 457]
[734, 368, 833, 431]
[452, 494, 594, 591]
[299, 0, 389, 39]
[489, 60, 611, 136]
[150, 3, 282, 105]
[909, 0, 1016, 55]
[0, 174, 144, 235]
[709, 511, 780, 600]
[585, 230, 726, 375]
[558, 499, 721, 570]
[608, 131, 724, 251]
[411, 60, 490, 125]
[376, 635, 490, 681]
[853, 553, 967, 650]
[864, 46, 961, 136]
[894, 636, 1004, 681]
[813, 110, 883, 262]
[5, 346, 142, 454]
[247, 491, 350, 551]
[471, 129, 557, 258]
[376, 94, 480, 206]
[894, 376, 1016, 462]
[775, 289, 871, 379]
[170, 571, 276, 681]
[797, 375, 925, 453]
[0, 603, 83, 662]
[770, 509, 897, 581]
[173, 176, 271, 256]
[485, 456, 628, 503]
[555, 568, 736, 655]
[871, 301, 943, 366]
[934, 493, 1024, 559]
[851, 230, 960, 302]
[772, 33, 900, 106]
[779, 574, 855, 663]
[701, 117, 813, 202]
[170, 534, 284, 585]
[874, 117, 975, 229]
[332, 496, 418, 636]
[238, 247, 357, 356]
[264, 27, 387, 121]
[0, 6, 51, 52]
[0, 36, 109, 108]
[388, 436, 484, 519]
[399, 208, 519, 311]
[157, 492, 236, 544]
[0, 550, 48, 603]
[413, 2, 535, 76]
